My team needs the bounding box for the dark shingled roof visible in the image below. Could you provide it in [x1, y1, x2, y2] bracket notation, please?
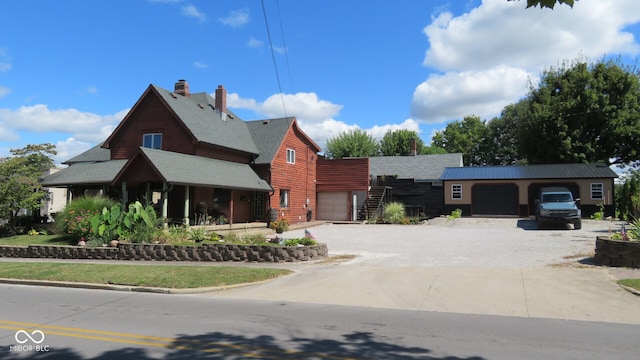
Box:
[369, 153, 463, 180]
[440, 163, 618, 180]
[136, 148, 272, 191]
[152, 85, 259, 155]
[246, 117, 294, 165]
[41, 160, 128, 187]
[63, 142, 110, 164]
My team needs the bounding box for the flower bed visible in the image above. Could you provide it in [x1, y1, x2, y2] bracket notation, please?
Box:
[595, 236, 640, 268]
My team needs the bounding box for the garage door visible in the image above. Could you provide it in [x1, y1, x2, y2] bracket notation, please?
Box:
[317, 192, 349, 221]
[472, 184, 519, 216]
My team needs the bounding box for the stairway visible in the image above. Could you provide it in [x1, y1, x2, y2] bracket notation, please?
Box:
[360, 186, 391, 220]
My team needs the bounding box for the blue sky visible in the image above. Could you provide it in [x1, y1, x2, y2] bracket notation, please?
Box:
[1, 0, 640, 165]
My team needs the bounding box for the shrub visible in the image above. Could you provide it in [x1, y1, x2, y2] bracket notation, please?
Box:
[383, 202, 405, 224]
[241, 233, 268, 244]
[448, 208, 462, 220]
[56, 197, 117, 241]
[591, 203, 605, 220]
[188, 227, 208, 242]
[283, 238, 317, 246]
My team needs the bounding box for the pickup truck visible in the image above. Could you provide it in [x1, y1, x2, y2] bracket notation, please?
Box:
[535, 187, 582, 230]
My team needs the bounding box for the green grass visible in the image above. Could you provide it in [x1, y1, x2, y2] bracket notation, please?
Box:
[0, 262, 292, 289]
[618, 279, 640, 291]
[0, 234, 73, 246]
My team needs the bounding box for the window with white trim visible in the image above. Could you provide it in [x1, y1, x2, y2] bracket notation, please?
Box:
[280, 189, 290, 208]
[451, 184, 462, 200]
[143, 133, 162, 149]
[590, 183, 604, 200]
[286, 148, 295, 164]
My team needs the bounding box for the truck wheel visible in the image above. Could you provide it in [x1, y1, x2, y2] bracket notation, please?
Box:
[574, 220, 582, 230]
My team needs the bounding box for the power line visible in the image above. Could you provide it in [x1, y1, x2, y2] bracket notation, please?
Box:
[260, 0, 288, 118]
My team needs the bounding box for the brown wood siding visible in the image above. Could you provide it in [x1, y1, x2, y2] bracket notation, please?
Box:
[108, 93, 195, 159]
[268, 125, 317, 224]
[316, 158, 369, 192]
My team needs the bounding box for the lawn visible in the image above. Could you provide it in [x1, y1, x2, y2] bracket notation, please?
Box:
[618, 279, 640, 292]
[0, 262, 292, 289]
[0, 234, 72, 246]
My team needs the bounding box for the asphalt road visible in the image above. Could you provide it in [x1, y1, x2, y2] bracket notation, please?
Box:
[1, 284, 640, 360]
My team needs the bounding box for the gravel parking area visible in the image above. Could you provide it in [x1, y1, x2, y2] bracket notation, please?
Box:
[286, 217, 624, 268]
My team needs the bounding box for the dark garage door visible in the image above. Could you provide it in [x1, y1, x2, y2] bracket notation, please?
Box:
[472, 184, 519, 216]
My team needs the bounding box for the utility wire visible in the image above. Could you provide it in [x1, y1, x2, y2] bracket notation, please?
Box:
[275, 0, 294, 92]
[261, 0, 288, 118]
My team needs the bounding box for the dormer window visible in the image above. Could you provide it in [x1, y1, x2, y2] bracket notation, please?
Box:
[143, 133, 162, 149]
[286, 148, 295, 164]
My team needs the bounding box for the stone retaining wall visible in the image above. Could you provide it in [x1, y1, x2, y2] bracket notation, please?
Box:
[595, 236, 640, 268]
[0, 243, 328, 262]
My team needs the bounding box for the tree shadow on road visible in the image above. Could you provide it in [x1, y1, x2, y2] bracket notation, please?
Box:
[6, 330, 487, 360]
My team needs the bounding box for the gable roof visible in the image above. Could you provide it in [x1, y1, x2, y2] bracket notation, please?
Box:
[104, 85, 259, 155]
[117, 148, 272, 191]
[440, 163, 618, 181]
[246, 117, 321, 165]
[63, 142, 110, 164]
[41, 160, 128, 187]
[369, 153, 463, 180]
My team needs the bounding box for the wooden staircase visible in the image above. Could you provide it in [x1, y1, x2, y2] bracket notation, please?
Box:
[360, 186, 392, 220]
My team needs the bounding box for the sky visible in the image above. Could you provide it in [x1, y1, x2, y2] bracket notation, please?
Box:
[1, 0, 640, 165]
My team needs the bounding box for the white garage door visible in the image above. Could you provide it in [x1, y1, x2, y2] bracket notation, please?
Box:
[317, 192, 349, 221]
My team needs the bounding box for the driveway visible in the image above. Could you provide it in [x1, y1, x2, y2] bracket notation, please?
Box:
[202, 217, 640, 324]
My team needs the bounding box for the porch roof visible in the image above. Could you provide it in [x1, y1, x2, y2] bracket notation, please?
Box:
[41, 160, 128, 187]
[128, 147, 273, 191]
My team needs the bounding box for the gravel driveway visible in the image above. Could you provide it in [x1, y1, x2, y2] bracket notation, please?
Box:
[285, 217, 623, 268]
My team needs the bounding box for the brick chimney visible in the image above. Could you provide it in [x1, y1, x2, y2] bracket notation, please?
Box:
[410, 137, 417, 156]
[174, 79, 190, 97]
[215, 85, 227, 113]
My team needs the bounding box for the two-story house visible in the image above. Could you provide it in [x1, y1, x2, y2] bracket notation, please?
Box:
[41, 80, 321, 226]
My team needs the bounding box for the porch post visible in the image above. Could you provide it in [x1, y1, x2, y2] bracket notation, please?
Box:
[183, 186, 190, 226]
[121, 182, 128, 207]
[229, 189, 234, 225]
[145, 183, 151, 205]
[66, 186, 72, 204]
[102, 185, 108, 197]
[161, 182, 169, 229]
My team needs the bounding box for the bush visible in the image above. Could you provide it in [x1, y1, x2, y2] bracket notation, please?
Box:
[56, 197, 117, 241]
[283, 238, 317, 246]
[383, 202, 406, 224]
[448, 208, 462, 220]
[188, 227, 208, 242]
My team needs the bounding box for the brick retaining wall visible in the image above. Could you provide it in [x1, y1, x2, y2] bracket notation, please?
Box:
[595, 236, 640, 268]
[0, 243, 328, 262]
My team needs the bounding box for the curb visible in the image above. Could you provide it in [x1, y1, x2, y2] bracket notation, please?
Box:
[0, 274, 291, 295]
[619, 284, 640, 296]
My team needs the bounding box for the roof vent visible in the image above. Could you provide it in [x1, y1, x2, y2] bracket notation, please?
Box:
[198, 103, 204, 109]
[263, 120, 270, 125]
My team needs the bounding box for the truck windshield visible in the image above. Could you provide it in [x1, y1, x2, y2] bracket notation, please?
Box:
[542, 193, 572, 202]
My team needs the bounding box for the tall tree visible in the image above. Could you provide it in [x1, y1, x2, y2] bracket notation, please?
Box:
[324, 129, 379, 159]
[0, 144, 56, 230]
[518, 59, 640, 167]
[483, 102, 528, 165]
[432, 116, 489, 166]
[508, 0, 576, 9]
[380, 129, 427, 156]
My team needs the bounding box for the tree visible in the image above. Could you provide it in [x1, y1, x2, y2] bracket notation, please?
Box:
[483, 102, 528, 165]
[380, 129, 427, 156]
[431, 116, 490, 166]
[0, 144, 56, 230]
[518, 59, 640, 167]
[508, 0, 576, 9]
[324, 129, 379, 159]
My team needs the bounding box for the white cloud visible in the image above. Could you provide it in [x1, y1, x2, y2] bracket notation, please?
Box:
[247, 37, 263, 49]
[53, 137, 94, 165]
[228, 92, 420, 151]
[85, 86, 98, 95]
[182, 4, 206, 22]
[0, 85, 10, 98]
[218, 8, 249, 28]
[412, 0, 640, 124]
[193, 61, 208, 68]
[0, 105, 127, 144]
[0, 126, 18, 142]
[0, 48, 10, 72]
[411, 66, 532, 123]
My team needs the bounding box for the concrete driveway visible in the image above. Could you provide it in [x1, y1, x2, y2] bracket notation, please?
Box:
[202, 217, 640, 324]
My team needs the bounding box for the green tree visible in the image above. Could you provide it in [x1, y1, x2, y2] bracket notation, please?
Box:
[380, 129, 427, 156]
[432, 116, 489, 166]
[0, 144, 56, 230]
[616, 170, 640, 221]
[508, 0, 575, 9]
[483, 102, 528, 165]
[324, 129, 379, 159]
[518, 59, 640, 167]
